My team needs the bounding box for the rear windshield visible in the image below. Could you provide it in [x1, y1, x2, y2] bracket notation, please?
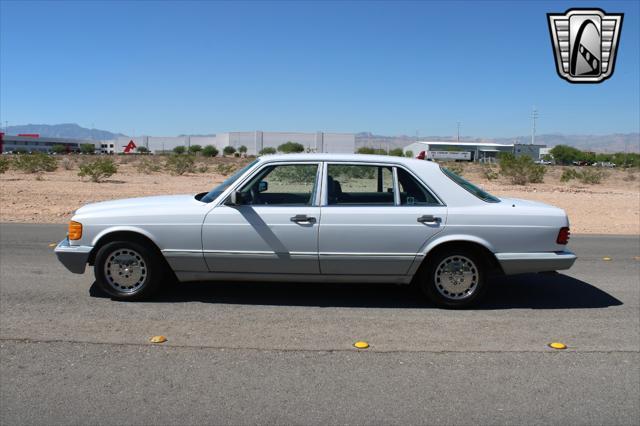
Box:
[440, 166, 501, 203]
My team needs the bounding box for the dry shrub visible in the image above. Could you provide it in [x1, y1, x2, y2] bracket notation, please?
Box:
[165, 154, 195, 175]
[78, 158, 118, 182]
[578, 168, 606, 184]
[499, 154, 545, 185]
[137, 157, 162, 174]
[482, 165, 499, 180]
[561, 167, 606, 184]
[117, 154, 135, 164]
[0, 157, 10, 174]
[560, 168, 580, 182]
[13, 152, 57, 174]
[216, 163, 235, 176]
[61, 157, 75, 170]
[445, 162, 465, 176]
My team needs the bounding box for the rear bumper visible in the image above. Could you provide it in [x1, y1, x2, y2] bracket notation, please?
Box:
[495, 250, 577, 275]
[54, 238, 92, 274]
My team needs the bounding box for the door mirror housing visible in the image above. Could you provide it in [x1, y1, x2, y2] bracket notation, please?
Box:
[258, 180, 268, 193]
[228, 191, 244, 206]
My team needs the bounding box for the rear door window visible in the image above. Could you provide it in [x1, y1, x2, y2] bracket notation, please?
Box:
[326, 164, 394, 205]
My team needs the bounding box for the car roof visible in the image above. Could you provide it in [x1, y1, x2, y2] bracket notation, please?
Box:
[257, 153, 440, 168]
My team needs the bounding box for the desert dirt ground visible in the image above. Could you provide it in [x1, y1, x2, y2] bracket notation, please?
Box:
[0, 155, 638, 234]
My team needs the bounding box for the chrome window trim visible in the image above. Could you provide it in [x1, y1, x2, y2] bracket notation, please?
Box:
[314, 161, 325, 207]
[392, 167, 400, 206]
[321, 161, 445, 207]
[394, 164, 446, 207]
[318, 161, 327, 206]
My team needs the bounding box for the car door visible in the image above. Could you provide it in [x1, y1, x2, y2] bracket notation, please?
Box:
[318, 162, 447, 276]
[202, 162, 321, 274]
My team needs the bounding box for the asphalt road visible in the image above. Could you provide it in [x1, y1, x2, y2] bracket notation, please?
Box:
[1, 223, 638, 425]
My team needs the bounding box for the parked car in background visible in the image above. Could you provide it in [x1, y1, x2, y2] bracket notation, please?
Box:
[55, 154, 576, 308]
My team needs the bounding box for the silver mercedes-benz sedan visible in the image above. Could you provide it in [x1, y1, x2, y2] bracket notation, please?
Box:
[55, 153, 576, 308]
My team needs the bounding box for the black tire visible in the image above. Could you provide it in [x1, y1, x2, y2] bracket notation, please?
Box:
[418, 248, 487, 309]
[94, 240, 163, 301]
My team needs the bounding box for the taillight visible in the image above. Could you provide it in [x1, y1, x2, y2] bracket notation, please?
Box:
[68, 221, 82, 240]
[557, 227, 570, 245]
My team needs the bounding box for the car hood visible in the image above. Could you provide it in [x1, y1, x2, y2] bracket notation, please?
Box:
[75, 194, 199, 215]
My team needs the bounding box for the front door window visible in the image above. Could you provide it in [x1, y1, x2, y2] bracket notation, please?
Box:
[238, 164, 318, 206]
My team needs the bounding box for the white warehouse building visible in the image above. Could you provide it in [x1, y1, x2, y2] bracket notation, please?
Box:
[403, 141, 546, 162]
[101, 131, 355, 155]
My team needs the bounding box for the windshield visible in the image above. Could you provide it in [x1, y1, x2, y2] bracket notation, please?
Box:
[200, 159, 259, 203]
[440, 165, 501, 203]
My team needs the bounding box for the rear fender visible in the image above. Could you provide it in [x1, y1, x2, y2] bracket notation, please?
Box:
[406, 234, 496, 277]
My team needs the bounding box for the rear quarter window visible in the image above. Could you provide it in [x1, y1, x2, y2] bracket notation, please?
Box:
[440, 166, 501, 203]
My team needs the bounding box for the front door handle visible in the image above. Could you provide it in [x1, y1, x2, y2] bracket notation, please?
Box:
[290, 214, 316, 224]
[417, 215, 441, 224]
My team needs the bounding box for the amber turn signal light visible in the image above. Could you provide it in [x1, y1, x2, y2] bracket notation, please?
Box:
[557, 227, 570, 245]
[68, 221, 82, 240]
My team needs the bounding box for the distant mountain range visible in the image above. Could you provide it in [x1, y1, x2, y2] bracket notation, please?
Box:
[4, 124, 638, 153]
[5, 123, 125, 141]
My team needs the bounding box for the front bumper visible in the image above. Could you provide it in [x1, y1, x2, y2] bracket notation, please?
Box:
[495, 250, 577, 275]
[54, 238, 93, 274]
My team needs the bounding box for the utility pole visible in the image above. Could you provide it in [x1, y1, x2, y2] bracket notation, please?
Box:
[456, 122, 461, 142]
[624, 138, 629, 166]
[531, 107, 538, 145]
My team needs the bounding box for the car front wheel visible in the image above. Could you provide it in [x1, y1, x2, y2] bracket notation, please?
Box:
[94, 241, 162, 300]
[420, 249, 487, 308]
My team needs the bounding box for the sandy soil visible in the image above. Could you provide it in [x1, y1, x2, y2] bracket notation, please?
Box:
[1, 157, 638, 234]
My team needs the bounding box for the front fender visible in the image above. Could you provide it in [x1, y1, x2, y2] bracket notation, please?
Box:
[90, 225, 162, 249]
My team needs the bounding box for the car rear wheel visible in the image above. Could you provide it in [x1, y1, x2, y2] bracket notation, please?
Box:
[419, 249, 487, 308]
[94, 241, 162, 300]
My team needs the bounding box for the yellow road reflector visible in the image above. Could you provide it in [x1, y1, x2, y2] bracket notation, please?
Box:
[149, 335, 167, 344]
[48, 243, 57, 248]
[549, 342, 567, 350]
[353, 341, 369, 349]
[602, 257, 612, 261]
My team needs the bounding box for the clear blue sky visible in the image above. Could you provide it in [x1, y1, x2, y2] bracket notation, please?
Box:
[1, 0, 638, 137]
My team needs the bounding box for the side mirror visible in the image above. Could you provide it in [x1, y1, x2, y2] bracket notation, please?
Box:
[228, 191, 243, 206]
[258, 180, 268, 193]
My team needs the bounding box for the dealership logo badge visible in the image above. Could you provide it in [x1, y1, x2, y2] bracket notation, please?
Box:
[547, 8, 623, 83]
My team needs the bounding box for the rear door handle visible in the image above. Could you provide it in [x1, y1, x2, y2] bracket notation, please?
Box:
[417, 215, 441, 224]
[290, 214, 316, 224]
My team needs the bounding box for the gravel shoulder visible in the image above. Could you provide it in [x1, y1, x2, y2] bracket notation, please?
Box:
[1, 158, 638, 234]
